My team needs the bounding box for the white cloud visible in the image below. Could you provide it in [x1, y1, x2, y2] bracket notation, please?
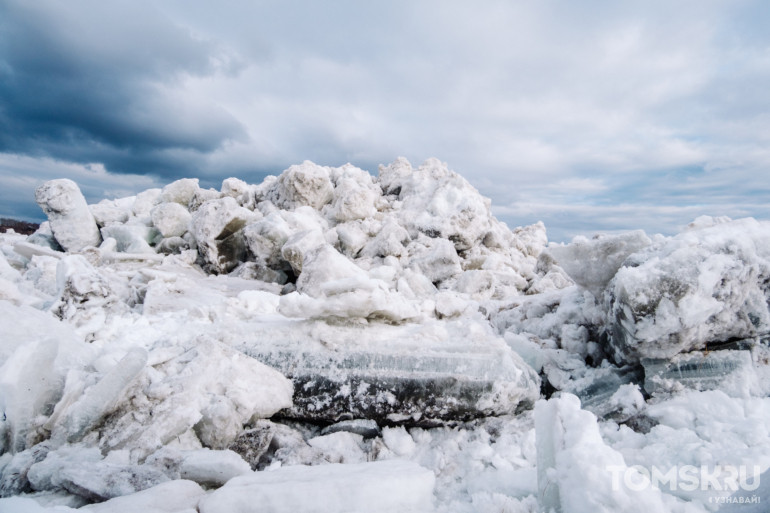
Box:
[2, 0, 769, 239]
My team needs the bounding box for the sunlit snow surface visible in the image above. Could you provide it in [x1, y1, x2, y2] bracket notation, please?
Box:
[2, 159, 770, 512]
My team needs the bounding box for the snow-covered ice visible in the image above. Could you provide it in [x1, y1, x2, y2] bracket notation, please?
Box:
[3, 159, 770, 511]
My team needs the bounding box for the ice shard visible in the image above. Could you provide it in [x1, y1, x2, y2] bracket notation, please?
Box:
[642, 349, 757, 397]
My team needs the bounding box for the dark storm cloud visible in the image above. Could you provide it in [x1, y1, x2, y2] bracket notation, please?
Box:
[0, 0, 247, 179]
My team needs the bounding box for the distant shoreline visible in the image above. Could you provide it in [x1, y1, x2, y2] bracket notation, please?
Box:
[0, 217, 39, 235]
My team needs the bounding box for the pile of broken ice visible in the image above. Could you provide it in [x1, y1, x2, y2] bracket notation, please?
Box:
[2, 158, 770, 512]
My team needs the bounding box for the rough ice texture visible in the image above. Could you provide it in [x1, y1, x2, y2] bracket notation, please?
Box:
[151, 203, 191, 238]
[263, 161, 334, 210]
[51, 346, 148, 445]
[606, 218, 770, 363]
[190, 197, 257, 274]
[0, 302, 88, 455]
[35, 179, 101, 252]
[94, 337, 293, 458]
[546, 230, 651, 298]
[14, 164, 770, 512]
[535, 394, 687, 513]
[198, 460, 436, 513]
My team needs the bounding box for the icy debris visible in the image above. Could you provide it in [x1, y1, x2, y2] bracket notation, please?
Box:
[160, 178, 200, 207]
[380, 157, 489, 252]
[190, 197, 258, 273]
[131, 188, 162, 219]
[13, 241, 63, 262]
[264, 161, 334, 210]
[326, 165, 379, 222]
[227, 420, 323, 470]
[35, 179, 101, 252]
[95, 337, 292, 458]
[494, 286, 606, 364]
[51, 347, 148, 445]
[0, 442, 52, 496]
[226, 426, 274, 471]
[178, 449, 251, 487]
[545, 230, 651, 298]
[199, 460, 435, 513]
[560, 365, 644, 420]
[25, 222, 64, 252]
[278, 283, 421, 323]
[307, 431, 367, 464]
[51, 255, 130, 338]
[100, 224, 160, 254]
[89, 198, 132, 227]
[607, 218, 770, 364]
[150, 203, 191, 238]
[535, 394, 686, 513]
[408, 237, 462, 285]
[642, 350, 758, 398]
[221, 177, 252, 204]
[0, 338, 62, 454]
[0, 303, 88, 455]
[242, 209, 323, 271]
[28, 452, 169, 502]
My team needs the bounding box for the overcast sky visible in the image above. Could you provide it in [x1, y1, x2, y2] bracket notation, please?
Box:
[1, 0, 769, 241]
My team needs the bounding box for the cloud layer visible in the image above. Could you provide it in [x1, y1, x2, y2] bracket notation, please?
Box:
[1, 0, 769, 241]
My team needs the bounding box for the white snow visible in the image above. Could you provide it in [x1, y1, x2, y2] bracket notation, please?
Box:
[198, 460, 435, 513]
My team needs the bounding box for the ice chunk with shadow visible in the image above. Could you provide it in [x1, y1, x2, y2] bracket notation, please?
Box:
[50, 347, 147, 445]
[560, 365, 645, 420]
[33, 456, 170, 503]
[190, 197, 257, 274]
[606, 218, 770, 364]
[100, 224, 160, 254]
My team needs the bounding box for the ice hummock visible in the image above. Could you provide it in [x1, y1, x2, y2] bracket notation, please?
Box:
[4, 161, 770, 511]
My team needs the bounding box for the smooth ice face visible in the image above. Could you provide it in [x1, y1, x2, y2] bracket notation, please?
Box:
[643, 349, 758, 398]
[606, 218, 770, 363]
[237, 317, 541, 425]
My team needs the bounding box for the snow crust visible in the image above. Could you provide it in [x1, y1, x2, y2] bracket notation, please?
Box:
[3, 161, 770, 512]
